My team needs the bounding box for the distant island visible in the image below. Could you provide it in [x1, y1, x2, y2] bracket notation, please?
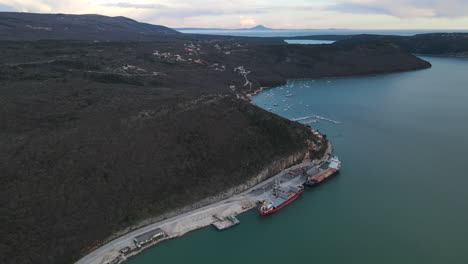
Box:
[174, 26, 351, 31]
[174, 25, 273, 30]
[242, 25, 272, 30]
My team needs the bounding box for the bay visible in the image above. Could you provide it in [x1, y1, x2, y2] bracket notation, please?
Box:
[127, 56, 468, 264]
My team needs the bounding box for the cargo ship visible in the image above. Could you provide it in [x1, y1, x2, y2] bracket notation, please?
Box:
[258, 182, 304, 216]
[304, 156, 341, 188]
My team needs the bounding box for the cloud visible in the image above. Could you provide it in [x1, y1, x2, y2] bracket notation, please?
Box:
[100, 1, 270, 20]
[103, 2, 166, 9]
[239, 16, 256, 27]
[0, 0, 467, 29]
[0, 3, 15, 11]
[328, 0, 468, 18]
[327, 2, 391, 15]
[0, 0, 100, 13]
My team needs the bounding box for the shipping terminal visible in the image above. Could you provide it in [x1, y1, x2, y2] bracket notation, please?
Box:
[257, 156, 341, 215]
[79, 143, 340, 264]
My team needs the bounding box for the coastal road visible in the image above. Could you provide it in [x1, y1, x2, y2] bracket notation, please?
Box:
[76, 191, 258, 264]
[77, 144, 332, 264]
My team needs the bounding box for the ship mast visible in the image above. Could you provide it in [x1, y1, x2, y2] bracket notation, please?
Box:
[272, 178, 280, 197]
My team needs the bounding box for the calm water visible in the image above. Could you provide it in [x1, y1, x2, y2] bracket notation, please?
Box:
[127, 56, 468, 263]
[178, 29, 468, 37]
[285, 39, 335, 45]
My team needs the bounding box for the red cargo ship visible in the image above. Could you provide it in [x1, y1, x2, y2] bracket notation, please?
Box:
[258, 184, 304, 216]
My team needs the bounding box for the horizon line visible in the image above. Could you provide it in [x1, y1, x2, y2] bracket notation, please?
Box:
[174, 27, 468, 31]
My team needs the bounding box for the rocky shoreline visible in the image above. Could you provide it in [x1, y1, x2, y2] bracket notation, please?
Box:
[76, 69, 335, 263]
[79, 138, 333, 264]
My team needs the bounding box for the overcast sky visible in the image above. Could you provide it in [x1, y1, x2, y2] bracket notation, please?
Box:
[1, 0, 468, 29]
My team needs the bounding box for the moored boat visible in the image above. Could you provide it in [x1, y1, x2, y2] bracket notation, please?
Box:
[304, 156, 341, 187]
[258, 183, 304, 216]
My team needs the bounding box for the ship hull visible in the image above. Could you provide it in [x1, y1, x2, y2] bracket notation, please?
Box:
[303, 180, 319, 188]
[303, 168, 339, 188]
[258, 188, 304, 216]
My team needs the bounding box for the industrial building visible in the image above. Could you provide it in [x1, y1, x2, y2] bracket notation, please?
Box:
[133, 228, 166, 248]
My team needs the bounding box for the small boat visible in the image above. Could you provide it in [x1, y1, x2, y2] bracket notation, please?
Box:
[285, 94, 294, 97]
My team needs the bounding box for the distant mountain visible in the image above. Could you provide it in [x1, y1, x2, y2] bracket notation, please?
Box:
[242, 25, 272, 30]
[0, 12, 178, 41]
[174, 25, 274, 31]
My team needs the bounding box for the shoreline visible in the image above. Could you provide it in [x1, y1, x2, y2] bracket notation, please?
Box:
[77, 139, 332, 264]
[3, 15, 463, 264]
[415, 53, 468, 58]
[77, 73, 338, 264]
[244, 61, 432, 100]
[74, 62, 429, 264]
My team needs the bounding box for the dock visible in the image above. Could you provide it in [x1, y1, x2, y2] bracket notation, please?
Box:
[212, 215, 240, 231]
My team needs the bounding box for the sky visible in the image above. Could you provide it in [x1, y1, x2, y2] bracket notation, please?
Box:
[1, 0, 468, 29]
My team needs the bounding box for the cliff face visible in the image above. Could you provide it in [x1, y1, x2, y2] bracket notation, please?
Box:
[0, 15, 432, 264]
[1, 87, 317, 264]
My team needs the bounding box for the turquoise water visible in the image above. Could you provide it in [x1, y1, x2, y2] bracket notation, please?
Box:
[127, 56, 468, 263]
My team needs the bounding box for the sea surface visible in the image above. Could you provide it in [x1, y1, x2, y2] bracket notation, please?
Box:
[127, 56, 468, 263]
[178, 29, 468, 37]
[285, 39, 335, 45]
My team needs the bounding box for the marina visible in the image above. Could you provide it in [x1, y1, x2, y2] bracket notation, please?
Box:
[292, 115, 341, 124]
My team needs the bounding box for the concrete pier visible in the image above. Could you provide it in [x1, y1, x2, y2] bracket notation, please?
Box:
[212, 215, 240, 231]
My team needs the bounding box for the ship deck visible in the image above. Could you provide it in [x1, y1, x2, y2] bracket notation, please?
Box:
[308, 168, 337, 182]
